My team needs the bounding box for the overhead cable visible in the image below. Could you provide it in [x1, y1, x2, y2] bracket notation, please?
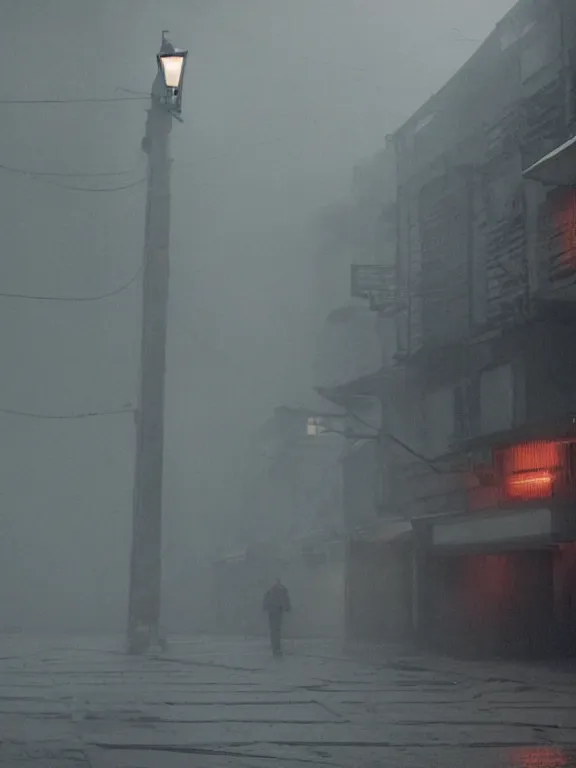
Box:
[0, 160, 146, 192]
[0, 406, 134, 420]
[37, 176, 147, 193]
[0, 95, 147, 105]
[344, 408, 444, 474]
[0, 161, 140, 179]
[0, 266, 143, 303]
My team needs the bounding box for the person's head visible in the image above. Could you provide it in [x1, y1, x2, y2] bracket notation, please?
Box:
[275, 577, 282, 586]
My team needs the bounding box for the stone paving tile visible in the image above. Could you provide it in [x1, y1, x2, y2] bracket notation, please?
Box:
[1, 636, 576, 766]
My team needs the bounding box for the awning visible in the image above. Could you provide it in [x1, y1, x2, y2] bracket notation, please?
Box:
[431, 507, 553, 549]
[352, 519, 412, 544]
[215, 550, 247, 565]
[523, 135, 576, 186]
[315, 367, 389, 406]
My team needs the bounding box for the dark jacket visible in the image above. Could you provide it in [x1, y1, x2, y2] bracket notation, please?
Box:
[263, 583, 291, 615]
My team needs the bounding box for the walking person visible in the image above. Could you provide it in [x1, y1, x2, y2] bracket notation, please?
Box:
[263, 579, 291, 657]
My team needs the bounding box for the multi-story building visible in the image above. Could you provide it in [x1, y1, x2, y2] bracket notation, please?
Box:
[311, 148, 397, 340]
[386, 0, 576, 657]
[314, 0, 576, 657]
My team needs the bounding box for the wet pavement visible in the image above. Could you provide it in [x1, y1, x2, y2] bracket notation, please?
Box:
[1, 635, 576, 766]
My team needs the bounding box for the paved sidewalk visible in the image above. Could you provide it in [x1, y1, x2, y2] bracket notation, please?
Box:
[1, 634, 576, 766]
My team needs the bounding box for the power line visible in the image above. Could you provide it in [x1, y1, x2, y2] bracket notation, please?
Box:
[0, 265, 143, 302]
[0, 406, 134, 420]
[0, 161, 140, 179]
[0, 159, 146, 191]
[116, 88, 149, 98]
[0, 95, 147, 105]
[385, 432, 444, 475]
[33, 176, 147, 193]
[343, 408, 445, 474]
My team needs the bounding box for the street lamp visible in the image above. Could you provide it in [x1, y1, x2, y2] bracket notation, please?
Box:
[157, 31, 188, 113]
[127, 31, 187, 656]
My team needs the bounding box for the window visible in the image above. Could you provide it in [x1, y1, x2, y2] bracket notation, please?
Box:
[454, 384, 466, 438]
[425, 386, 456, 457]
[487, 168, 521, 219]
[520, 37, 550, 82]
[496, 441, 570, 501]
[502, 441, 559, 500]
[480, 364, 514, 435]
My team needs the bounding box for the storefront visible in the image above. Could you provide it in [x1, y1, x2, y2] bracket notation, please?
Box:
[414, 506, 576, 658]
[345, 520, 412, 646]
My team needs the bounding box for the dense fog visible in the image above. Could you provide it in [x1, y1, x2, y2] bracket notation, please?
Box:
[0, 0, 515, 633]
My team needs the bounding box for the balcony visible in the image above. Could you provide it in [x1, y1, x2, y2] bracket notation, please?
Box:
[314, 305, 394, 403]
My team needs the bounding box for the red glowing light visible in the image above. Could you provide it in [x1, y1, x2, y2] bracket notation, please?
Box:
[499, 441, 562, 502]
[554, 189, 576, 272]
[471, 440, 576, 508]
[505, 469, 553, 500]
[502, 441, 560, 473]
[510, 746, 572, 768]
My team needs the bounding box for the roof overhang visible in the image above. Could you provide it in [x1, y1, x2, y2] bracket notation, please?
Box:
[315, 367, 389, 406]
[350, 519, 412, 544]
[523, 135, 576, 186]
[430, 507, 554, 550]
[215, 549, 247, 565]
[413, 506, 576, 553]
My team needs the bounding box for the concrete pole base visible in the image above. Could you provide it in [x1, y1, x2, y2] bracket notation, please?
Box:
[127, 624, 168, 656]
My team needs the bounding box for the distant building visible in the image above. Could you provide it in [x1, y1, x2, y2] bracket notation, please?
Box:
[212, 405, 345, 638]
[313, 140, 411, 645]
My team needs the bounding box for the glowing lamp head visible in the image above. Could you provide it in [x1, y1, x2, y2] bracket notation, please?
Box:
[157, 32, 188, 113]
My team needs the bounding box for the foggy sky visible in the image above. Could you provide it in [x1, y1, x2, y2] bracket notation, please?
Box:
[0, 0, 515, 630]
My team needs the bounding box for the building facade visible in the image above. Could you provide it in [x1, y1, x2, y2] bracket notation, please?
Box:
[313, 0, 576, 657]
[387, 0, 576, 657]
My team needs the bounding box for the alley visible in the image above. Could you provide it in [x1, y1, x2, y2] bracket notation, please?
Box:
[1, 636, 576, 767]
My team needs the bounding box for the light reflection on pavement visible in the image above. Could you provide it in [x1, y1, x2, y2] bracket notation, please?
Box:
[508, 747, 576, 768]
[1, 636, 576, 766]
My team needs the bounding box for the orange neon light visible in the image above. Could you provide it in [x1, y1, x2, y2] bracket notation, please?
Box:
[499, 441, 563, 502]
[502, 441, 560, 473]
[505, 470, 553, 500]
[554, 189, 576, 271]
[473, 440, 576, 508]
